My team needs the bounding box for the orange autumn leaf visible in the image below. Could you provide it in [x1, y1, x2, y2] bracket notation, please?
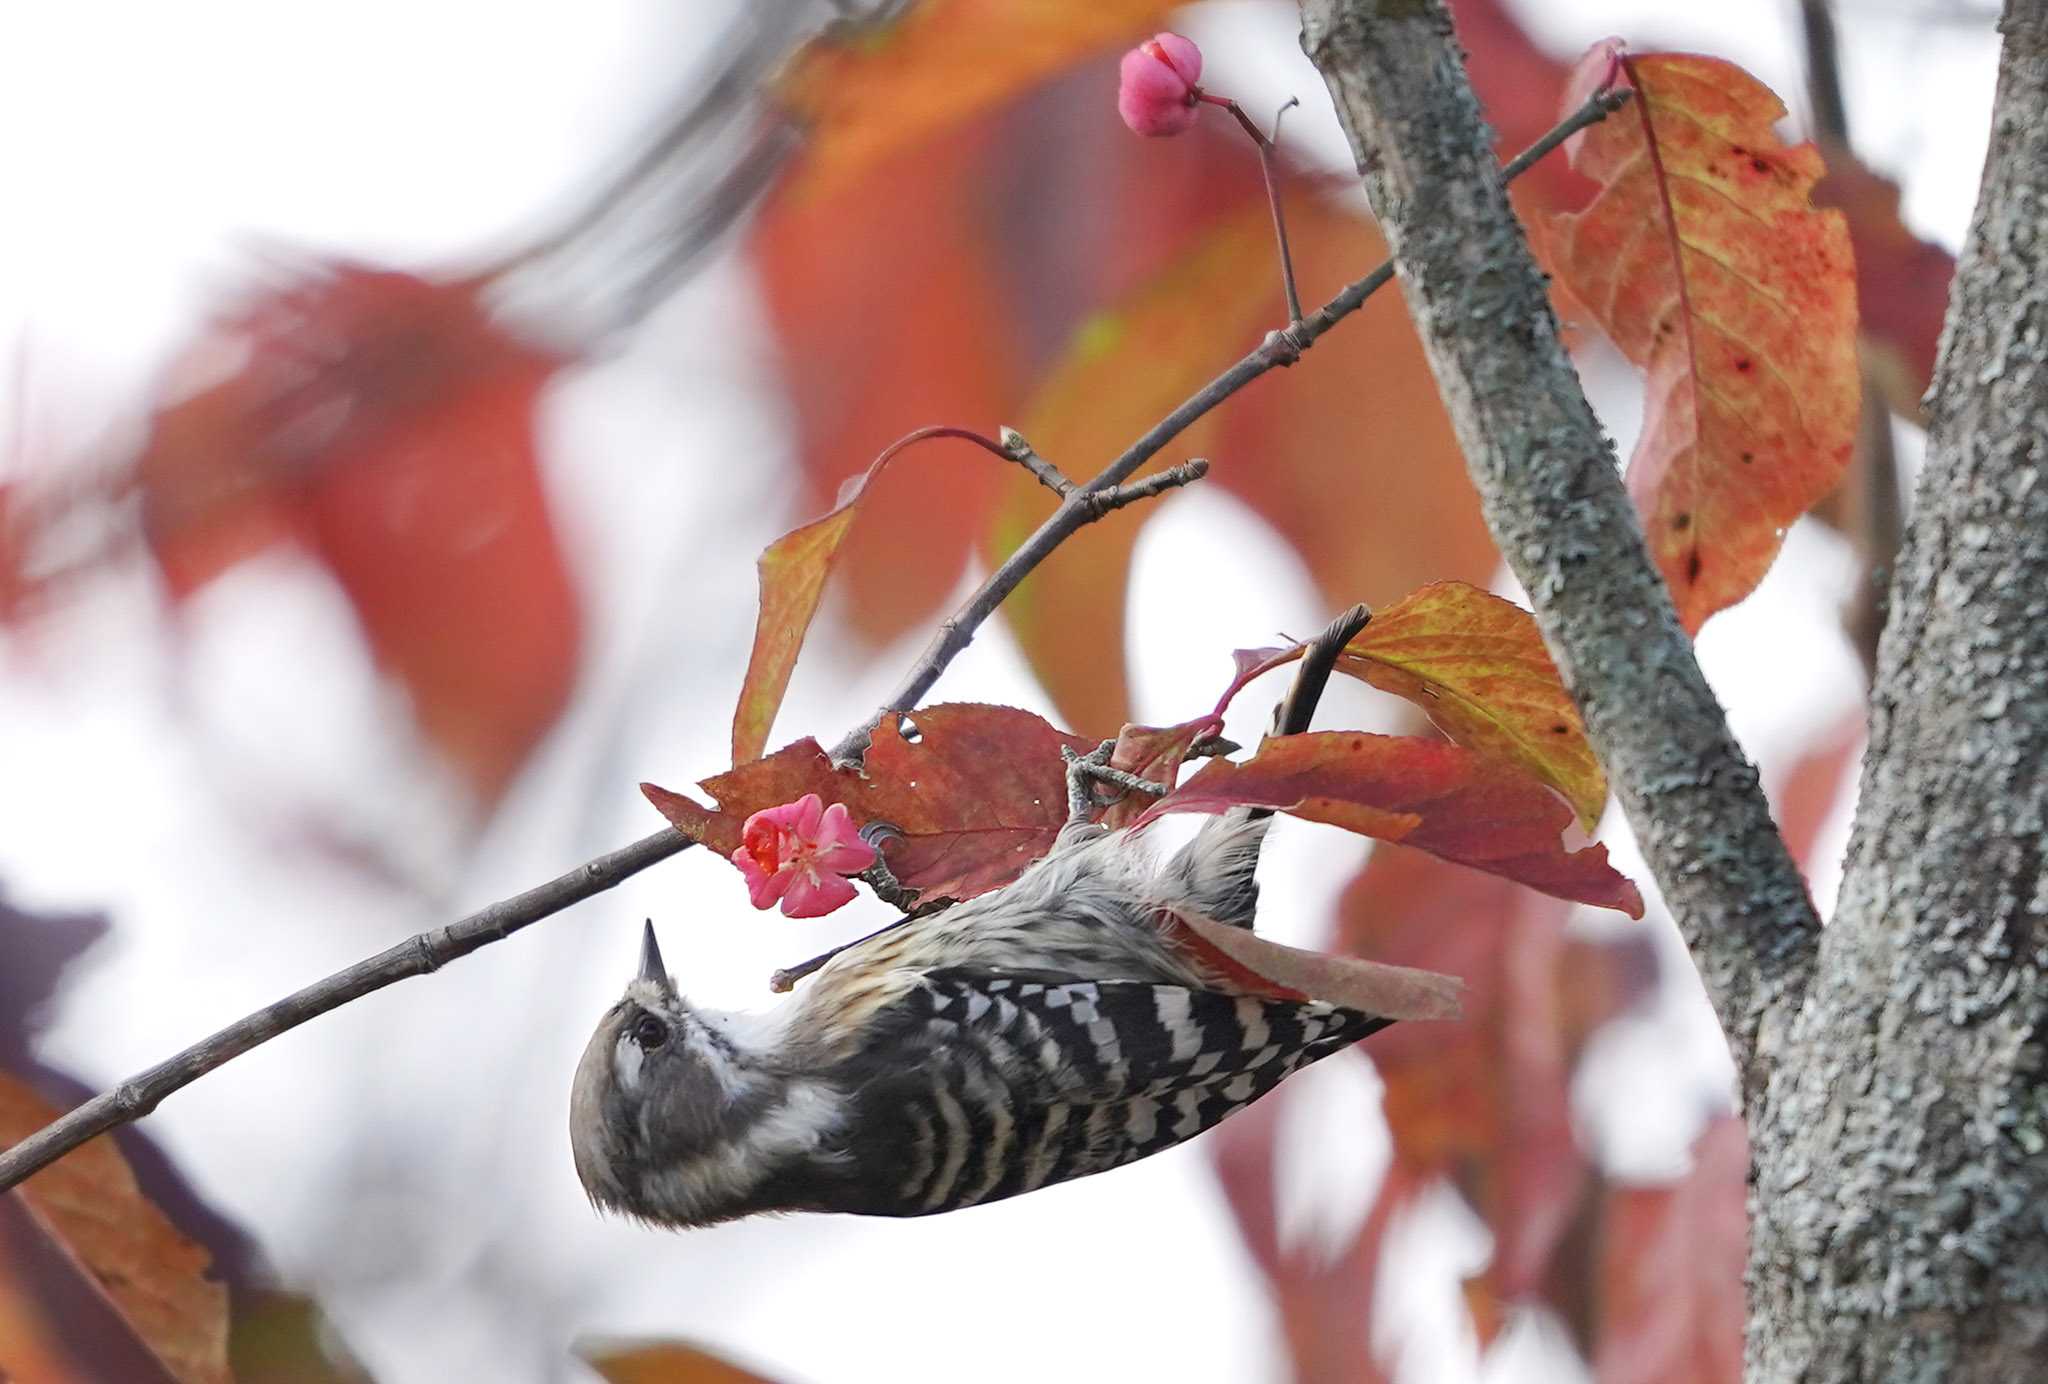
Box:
[731, 427, 993, 765]
[0, 1074, 229, 1384]
[1136, 731, 1643, 915]
[580, 1339, 782, 1384]
[1339, 581, 1607, 826]
[775, 0, 1185, 205]
[1539, 48, 1859, 631]
[132, 265, 582, 803]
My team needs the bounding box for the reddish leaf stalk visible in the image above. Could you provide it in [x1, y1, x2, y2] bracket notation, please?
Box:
[1202, 93, 1307, 323]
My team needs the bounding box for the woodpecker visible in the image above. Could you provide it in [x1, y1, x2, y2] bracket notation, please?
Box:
[570, 607, 1393, 1229]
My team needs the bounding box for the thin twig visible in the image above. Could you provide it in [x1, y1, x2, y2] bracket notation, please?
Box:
[0, 81, 1631, 1195]
[0, 830, 685, 1189]
[1079, 457, 1210, 518]
[1800, 0, 1852, 144]
[999, 427, 1076, 497]
[1203, 93, 1306, 323]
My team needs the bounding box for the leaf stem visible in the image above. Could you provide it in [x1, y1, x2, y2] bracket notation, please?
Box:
[1202, 93, 1306, 324]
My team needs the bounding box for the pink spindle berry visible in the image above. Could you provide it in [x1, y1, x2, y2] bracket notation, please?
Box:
[1118, 33, 1204, 137]
[730, 793, 877, 918]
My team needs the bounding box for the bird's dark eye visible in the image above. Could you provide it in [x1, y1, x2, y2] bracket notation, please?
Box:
[631, 1013, 669, 1049]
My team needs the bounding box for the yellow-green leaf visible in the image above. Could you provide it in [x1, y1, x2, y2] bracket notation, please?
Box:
[1340, 582, 1606, 827]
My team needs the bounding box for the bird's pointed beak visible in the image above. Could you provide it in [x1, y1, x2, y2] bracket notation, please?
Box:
[639, 920, 673, 995]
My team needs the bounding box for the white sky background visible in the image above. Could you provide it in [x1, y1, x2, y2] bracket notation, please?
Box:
[0, 2, 2002, 1381]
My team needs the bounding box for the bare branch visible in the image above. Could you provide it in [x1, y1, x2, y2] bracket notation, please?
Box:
[1299, 0, 1821, 1116]
[0, 79, 1629, 1194]
[1079, 457, 1211, 518]
[0, 829, 685, 1190]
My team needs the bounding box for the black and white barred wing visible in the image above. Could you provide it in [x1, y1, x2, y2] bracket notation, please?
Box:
[835, 969, 1391, 1216]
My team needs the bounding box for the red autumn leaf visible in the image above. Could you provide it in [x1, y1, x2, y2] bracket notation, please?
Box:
[1593, 1116, 1749, 1384]
[1538, 48, 1860, 631]
[647, 704, 1092, 903]
[1337, 581, 1607, 826]
[1337, 846, 1654, 1318]
[0, 1072, 229, 1384]
[773, 0, 1188, 205]
[132, 265, 581, 803]
[1812, 151, 1954, 421]
[1212, 1094, 1419, 1384]
[1097, 716, 1223, 829]
[1137, 731, 1643, 915]
[1768, 706, 1864, 873]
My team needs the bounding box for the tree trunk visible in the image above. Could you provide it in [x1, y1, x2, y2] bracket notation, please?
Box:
[1302, 0, 2048, 1375]
[1748, 4, 2048, 1378]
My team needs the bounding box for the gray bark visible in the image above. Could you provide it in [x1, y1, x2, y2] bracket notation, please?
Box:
[1303, 0, 2048, 1375]
[1749, 4, 2048, 1378]
[1296, 0, 1819, 1122]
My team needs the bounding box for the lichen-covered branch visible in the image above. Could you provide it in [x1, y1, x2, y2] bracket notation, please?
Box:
[1296, 0, 1821, 1118]
[1750, 4, 2048, 1377]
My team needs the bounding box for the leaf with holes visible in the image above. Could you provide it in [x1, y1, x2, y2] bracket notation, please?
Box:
[1136, 731, 1642, 915]
[0, 1072, 229, 1384]
[1538, 47, 1859, 630]
[1338, 582, 1606, 826]
[648, 704, 1092, 904]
